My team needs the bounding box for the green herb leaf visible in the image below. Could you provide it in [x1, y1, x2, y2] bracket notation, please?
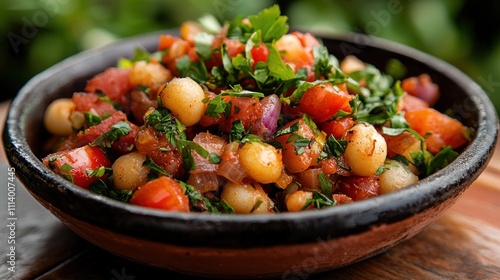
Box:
[267, 42, 296, 80]
[229, 120, 247, 142]
[60, 163, 73, 172]
[85, 166, 112, 178]
[194, 32, 214, 61]
[176, 55, 209, 84]
[209, 152, 222, 164]
[89, 179, 132, 203]
[302, 190, 336, 210]
[318, 172, 333, 197]
[143, 156, 169, 177]
[84, 112, 102, 126]
[323, 135, 347, 158]
[90, 121, 131, 148]
[247, 5, 288, 43]
[204, 95, 231, 118]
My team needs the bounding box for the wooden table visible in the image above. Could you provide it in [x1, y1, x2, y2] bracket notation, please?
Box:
[1, 100, 499, 279]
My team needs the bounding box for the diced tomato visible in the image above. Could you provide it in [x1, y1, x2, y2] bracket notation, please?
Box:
[180, 21, 203, 45]
[292, 32, 321, 50]
[276, 34, 314, 70]
[72, 92, 116, 117]
[402, 94, 429, 111]
[135, 127, 184, 178]
[225, 38, 245, 58]
[85, 68, 133, 101]
[402, 74, 440, 107]
[332, 193, 353, 204]
[43, 145, 111, 189]
[383, 130, 421, 159]
[220, 96, 263, 133]
[77, 111, 139, 155]
[275, 118, 324, 173]
[158, 34, 178, 51]
[129, 176, 190, 212]
[405, 108, 468, 154]
[297, 82, 352, 123]
[320, 116, 355, 139]
[336, 175, 380, 201]
[251, 43, 269, 68]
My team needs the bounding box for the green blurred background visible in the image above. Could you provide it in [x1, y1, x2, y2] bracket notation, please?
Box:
[1, 0, 499, 113]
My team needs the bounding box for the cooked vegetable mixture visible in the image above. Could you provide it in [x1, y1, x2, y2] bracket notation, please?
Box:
[42, 6, 470, 214]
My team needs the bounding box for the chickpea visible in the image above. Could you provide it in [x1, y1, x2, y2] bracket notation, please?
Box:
[160, 77, 205, 126]
[238, 142, 283, 184]
[340, 55, 366, 74]
[285, 190, 313, 212]
[112, 152, 150, 191]
[129, 60, 172, 94]
[379, 160, 419, 194]
[220, 182, 273, 214]
[43, 98, 75, 136]
[344, 123, 387, 176]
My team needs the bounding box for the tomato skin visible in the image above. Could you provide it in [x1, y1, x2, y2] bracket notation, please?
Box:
[320, 117, 355, 139]
[336, 175, 380, 201]
[251, 43, 269, 68]
[85, 68, 133, 101]
[129, 176, 190, 212]
[298, 83, 352, 123]
[43, 145, 112, 189]
[405, 108, 467, 154]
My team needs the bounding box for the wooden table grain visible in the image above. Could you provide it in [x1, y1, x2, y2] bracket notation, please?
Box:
[1, 100, 499, 280]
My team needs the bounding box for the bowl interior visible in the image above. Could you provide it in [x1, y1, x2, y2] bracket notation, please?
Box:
[3, 30, 498, 249]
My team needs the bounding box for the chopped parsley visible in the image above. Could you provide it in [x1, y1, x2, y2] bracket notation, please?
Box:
[89, 179, 133, 203]
[302, 190, 337, 210]
[90, 121, 131, 148]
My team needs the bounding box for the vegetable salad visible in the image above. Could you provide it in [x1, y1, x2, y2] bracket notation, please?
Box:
[42, 6, 469, 214]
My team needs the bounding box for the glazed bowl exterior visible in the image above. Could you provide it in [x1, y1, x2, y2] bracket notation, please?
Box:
[3, 30, 498, 278]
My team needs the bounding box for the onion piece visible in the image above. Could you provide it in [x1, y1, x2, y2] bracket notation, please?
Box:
[187, 172, 221, 193]
[217, 142, 247, 184]
[296, 168, 322, 191]
[253, 94, 281, 139]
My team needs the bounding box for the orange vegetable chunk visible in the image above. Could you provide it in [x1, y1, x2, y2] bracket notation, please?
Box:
[405, 108, 468, 154]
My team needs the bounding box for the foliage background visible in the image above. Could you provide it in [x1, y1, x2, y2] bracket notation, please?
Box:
[1, 0, 499, 113]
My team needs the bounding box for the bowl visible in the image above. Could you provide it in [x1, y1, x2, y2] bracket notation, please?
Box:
[3, 30, 498, 279]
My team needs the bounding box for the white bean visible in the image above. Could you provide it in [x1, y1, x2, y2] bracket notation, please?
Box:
[220, 182, 273, 214]
[43, 98, 75, 136]
[112, 152, 150, 191]
[160, 77, 205, 126]
[379, 160, 419, 194]
[238, 142, 283, 184]
[344, 123, 387, 176]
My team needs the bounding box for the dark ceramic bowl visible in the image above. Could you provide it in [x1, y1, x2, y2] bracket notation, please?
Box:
[3, 30, 498, 279]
